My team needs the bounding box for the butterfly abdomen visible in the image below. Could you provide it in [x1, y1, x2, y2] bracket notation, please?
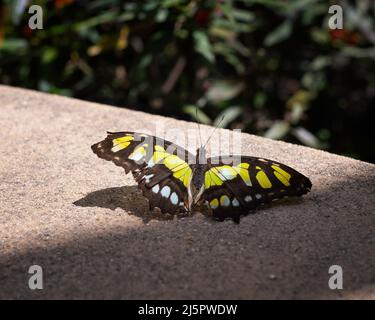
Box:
[191, 165, 206, 190]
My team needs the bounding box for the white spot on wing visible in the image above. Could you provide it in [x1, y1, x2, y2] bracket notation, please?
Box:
[143, 174, 154, 183]
[152, 184, 160, 194]
[220, 168, 236, 180]
[111, 145, 125, 153]
[221, 195, 230, 207]
[170, 192, 178, 205]
[129, 152, 144, 162]
[161, 186, 171, 198]
[147, 158, 155, 168]
[232, 198, 240, 207]
[244, 195, 252, 202]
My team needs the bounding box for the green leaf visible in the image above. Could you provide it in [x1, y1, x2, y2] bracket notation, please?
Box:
[74, 11, 118, 32]
[254, 92, 267, 109]
[301, 4, 327, 25]
[212, 43, 245, 74]
[183, 105, 212, 125]
[211, 18, 254, 33]
[156, 9, 168, 22]
[41, 47, 58, 64]
[138, 54, 152, 69]
[11, 0, 28, 25]
[213, 106, 242, 128]
[302, 72, 326, 92]
[263, 121, 290, 140]
[310, 27, 330, 44]
[264, 21, 292, 47]
[289, 102, 305, 124]
[232, 9, 255, 23]
[143, 1, 159, 11]
[193, 31, 215, 63]
[277, 0, 318, 15]
[218, 2, 235, 25]
[310, 56, 331, 71]
[239, 0, 287, 9]
[0, 38, 28, 52]
[162, 0, 181, 8]
[292, 127, 320, 148]
[117, 12, 136, 22]
[342, 47, 375, 59]
[206, 80, 244, 103]
[209, 26, 236, 40]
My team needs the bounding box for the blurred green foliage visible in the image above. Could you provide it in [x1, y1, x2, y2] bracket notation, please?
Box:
[0, 0, 374, 162]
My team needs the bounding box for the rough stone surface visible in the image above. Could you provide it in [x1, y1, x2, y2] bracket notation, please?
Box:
[0, 85, 374, 299]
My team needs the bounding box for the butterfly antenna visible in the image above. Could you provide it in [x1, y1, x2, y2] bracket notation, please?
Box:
[202, 115, 225, 149]
[196, 105, 203, 147]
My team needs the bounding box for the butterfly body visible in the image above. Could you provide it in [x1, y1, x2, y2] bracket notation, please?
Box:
[92, 131, 312, 223]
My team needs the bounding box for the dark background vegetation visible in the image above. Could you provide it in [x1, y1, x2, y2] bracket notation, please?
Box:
[0, 0, 374, 162]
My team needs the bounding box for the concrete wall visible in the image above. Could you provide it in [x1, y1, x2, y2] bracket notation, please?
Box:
[0, 85, 374, 299]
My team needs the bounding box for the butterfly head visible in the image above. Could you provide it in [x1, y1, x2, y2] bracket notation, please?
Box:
[195, 146, 207, 165]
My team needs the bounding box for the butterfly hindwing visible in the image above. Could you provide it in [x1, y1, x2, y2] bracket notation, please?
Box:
[202, 155, 312, 222]
[91, 131, 194, 213]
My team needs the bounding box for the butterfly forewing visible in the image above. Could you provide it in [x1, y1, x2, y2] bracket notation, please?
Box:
[91, 131, 194, 213]
[203, 155, 312, 222]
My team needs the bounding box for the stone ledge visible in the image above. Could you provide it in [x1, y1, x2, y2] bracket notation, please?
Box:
[0, 85, 374, 299]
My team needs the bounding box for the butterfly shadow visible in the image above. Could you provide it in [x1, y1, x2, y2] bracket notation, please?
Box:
[73, 185, 175, 223]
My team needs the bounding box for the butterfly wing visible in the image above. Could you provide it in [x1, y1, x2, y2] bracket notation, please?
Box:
[202, 155, 312, 222]
[91, 131, 194, 214]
